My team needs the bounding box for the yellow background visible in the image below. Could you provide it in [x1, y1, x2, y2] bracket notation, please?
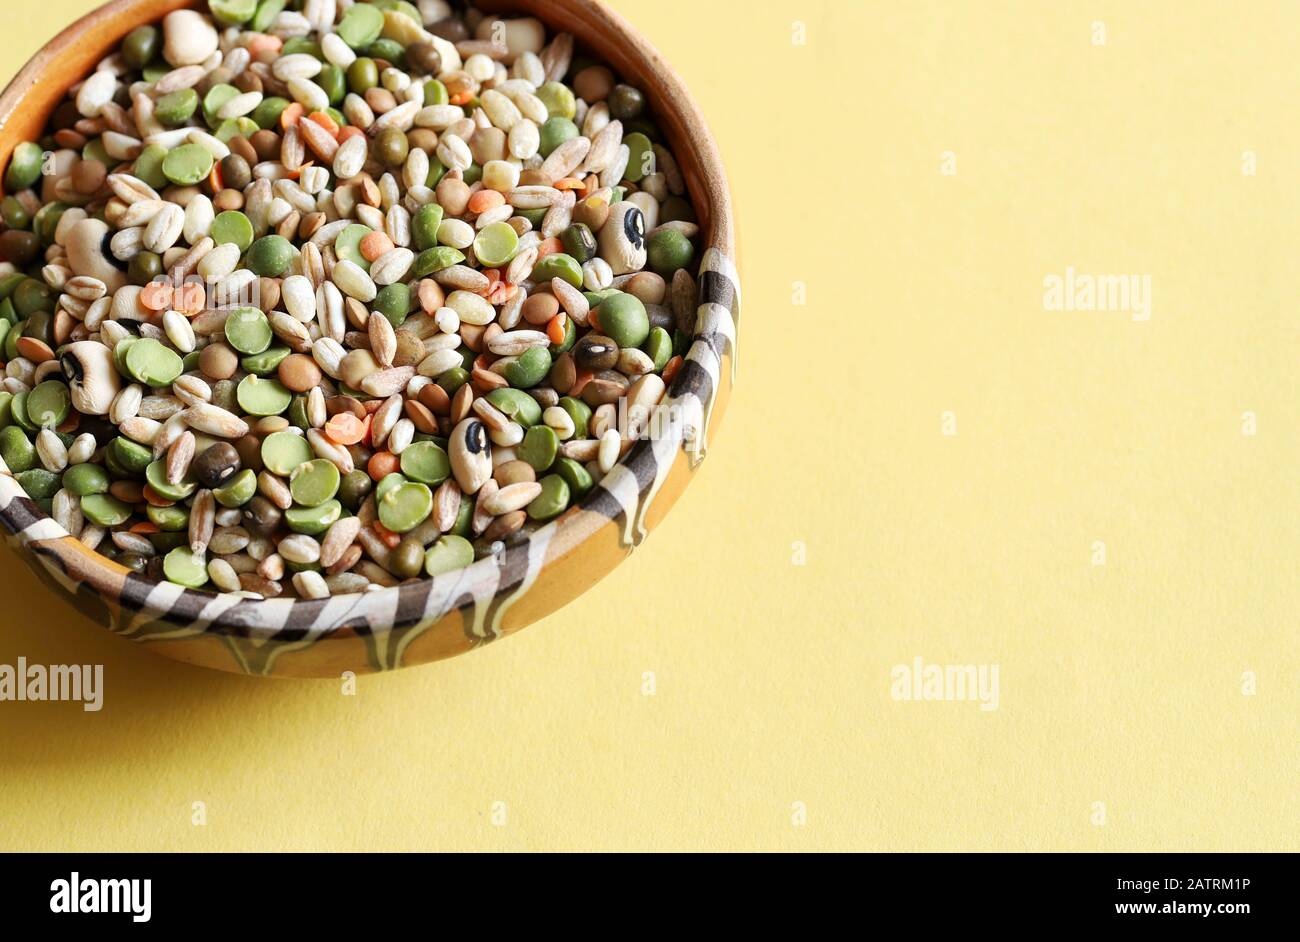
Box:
[2, 0, 1296, 851]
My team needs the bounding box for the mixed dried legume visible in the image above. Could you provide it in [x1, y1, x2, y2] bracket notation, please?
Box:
[0, 0, 701, 598]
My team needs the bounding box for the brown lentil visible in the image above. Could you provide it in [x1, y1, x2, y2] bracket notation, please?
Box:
[278, 354, 322, 392]
[200, 343, 239, 380]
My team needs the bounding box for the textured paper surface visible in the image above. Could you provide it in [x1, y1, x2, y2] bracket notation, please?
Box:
[1, 0, 1296, 851]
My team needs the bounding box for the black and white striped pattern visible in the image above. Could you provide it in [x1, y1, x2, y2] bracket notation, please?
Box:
[0, 250, 740, 676]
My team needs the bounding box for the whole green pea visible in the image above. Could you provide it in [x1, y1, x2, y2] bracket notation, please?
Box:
[347, 57, 379, 93]
[128, 251, 163, 286]
[595, 292, 650, 349]
[251, 96, 291, 130]
[647, 229, 694, 277]
[246, 235, 294, 277]
[63, 462, 110, 496]
[436, 367, 469, 397]
[643, 326, 673, 371]
[318, 64, 346, 105]
[15, 283, 55, 319]
[374, 283, 411, 327]
[0, 426, 35, 472]
[623, 132, 655, 183]
[423, 78, 448, 105]
[504, 347, 552, 389]
[367, 38, 407, 70]
[4, 142, 44, 191]
[1, 196, 30, 230]
[537, 82, 576, 120]
[608, 84, 646, 121]
[538, 117, 579, 158]
[338, 469, 373, 511]
[425, 161, 447, 198]
[376, 126, 409, 166]
[280, 37, 322, 59]
[412, 203, 444, 251]
[17, 469, 61, 500]
[390, 536, 426, 579]
[122, 25, 159, 70]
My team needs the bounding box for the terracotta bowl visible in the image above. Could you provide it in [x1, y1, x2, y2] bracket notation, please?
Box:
[0, 0, 737, 676]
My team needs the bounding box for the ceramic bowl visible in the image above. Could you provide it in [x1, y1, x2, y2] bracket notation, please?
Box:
[0, 0, 738, 677]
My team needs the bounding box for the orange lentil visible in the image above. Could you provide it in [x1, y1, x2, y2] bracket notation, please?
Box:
[141, 484, 174, 507]
[481, 268, 501, 283]
[139, 281, 174, 311]
[661, 355, 683, 385]
[362, 398, 383, 415]
[325, 412, 365, 445]
[486, 283, 510, 305]
[546, 313, 567, 345]
[208, 162, 223, 193]
[360, 413, 373, 447]
[473, 353, 494, 372]
[466, 189, 505, 214]
[337, 125, 365, 146]
[372, 521, 402, 549]
[367, 451, 400, 481]
[588, 308, 601, 332]
[129, 521, 160, 535]
[359, 230, 395, 262]
[535, 237, 563, 259]
[111, 481, 143, 502]
[15, 337, 55, 363]
[449, 90, 473, 106]
[554, 176, 585, 191]
[249, 34, 282, 58]
[307, 111, 340, 138]
[279, 102, 305, 132]
[175, 281, 206, 314]
[55, 412, 80, 434]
